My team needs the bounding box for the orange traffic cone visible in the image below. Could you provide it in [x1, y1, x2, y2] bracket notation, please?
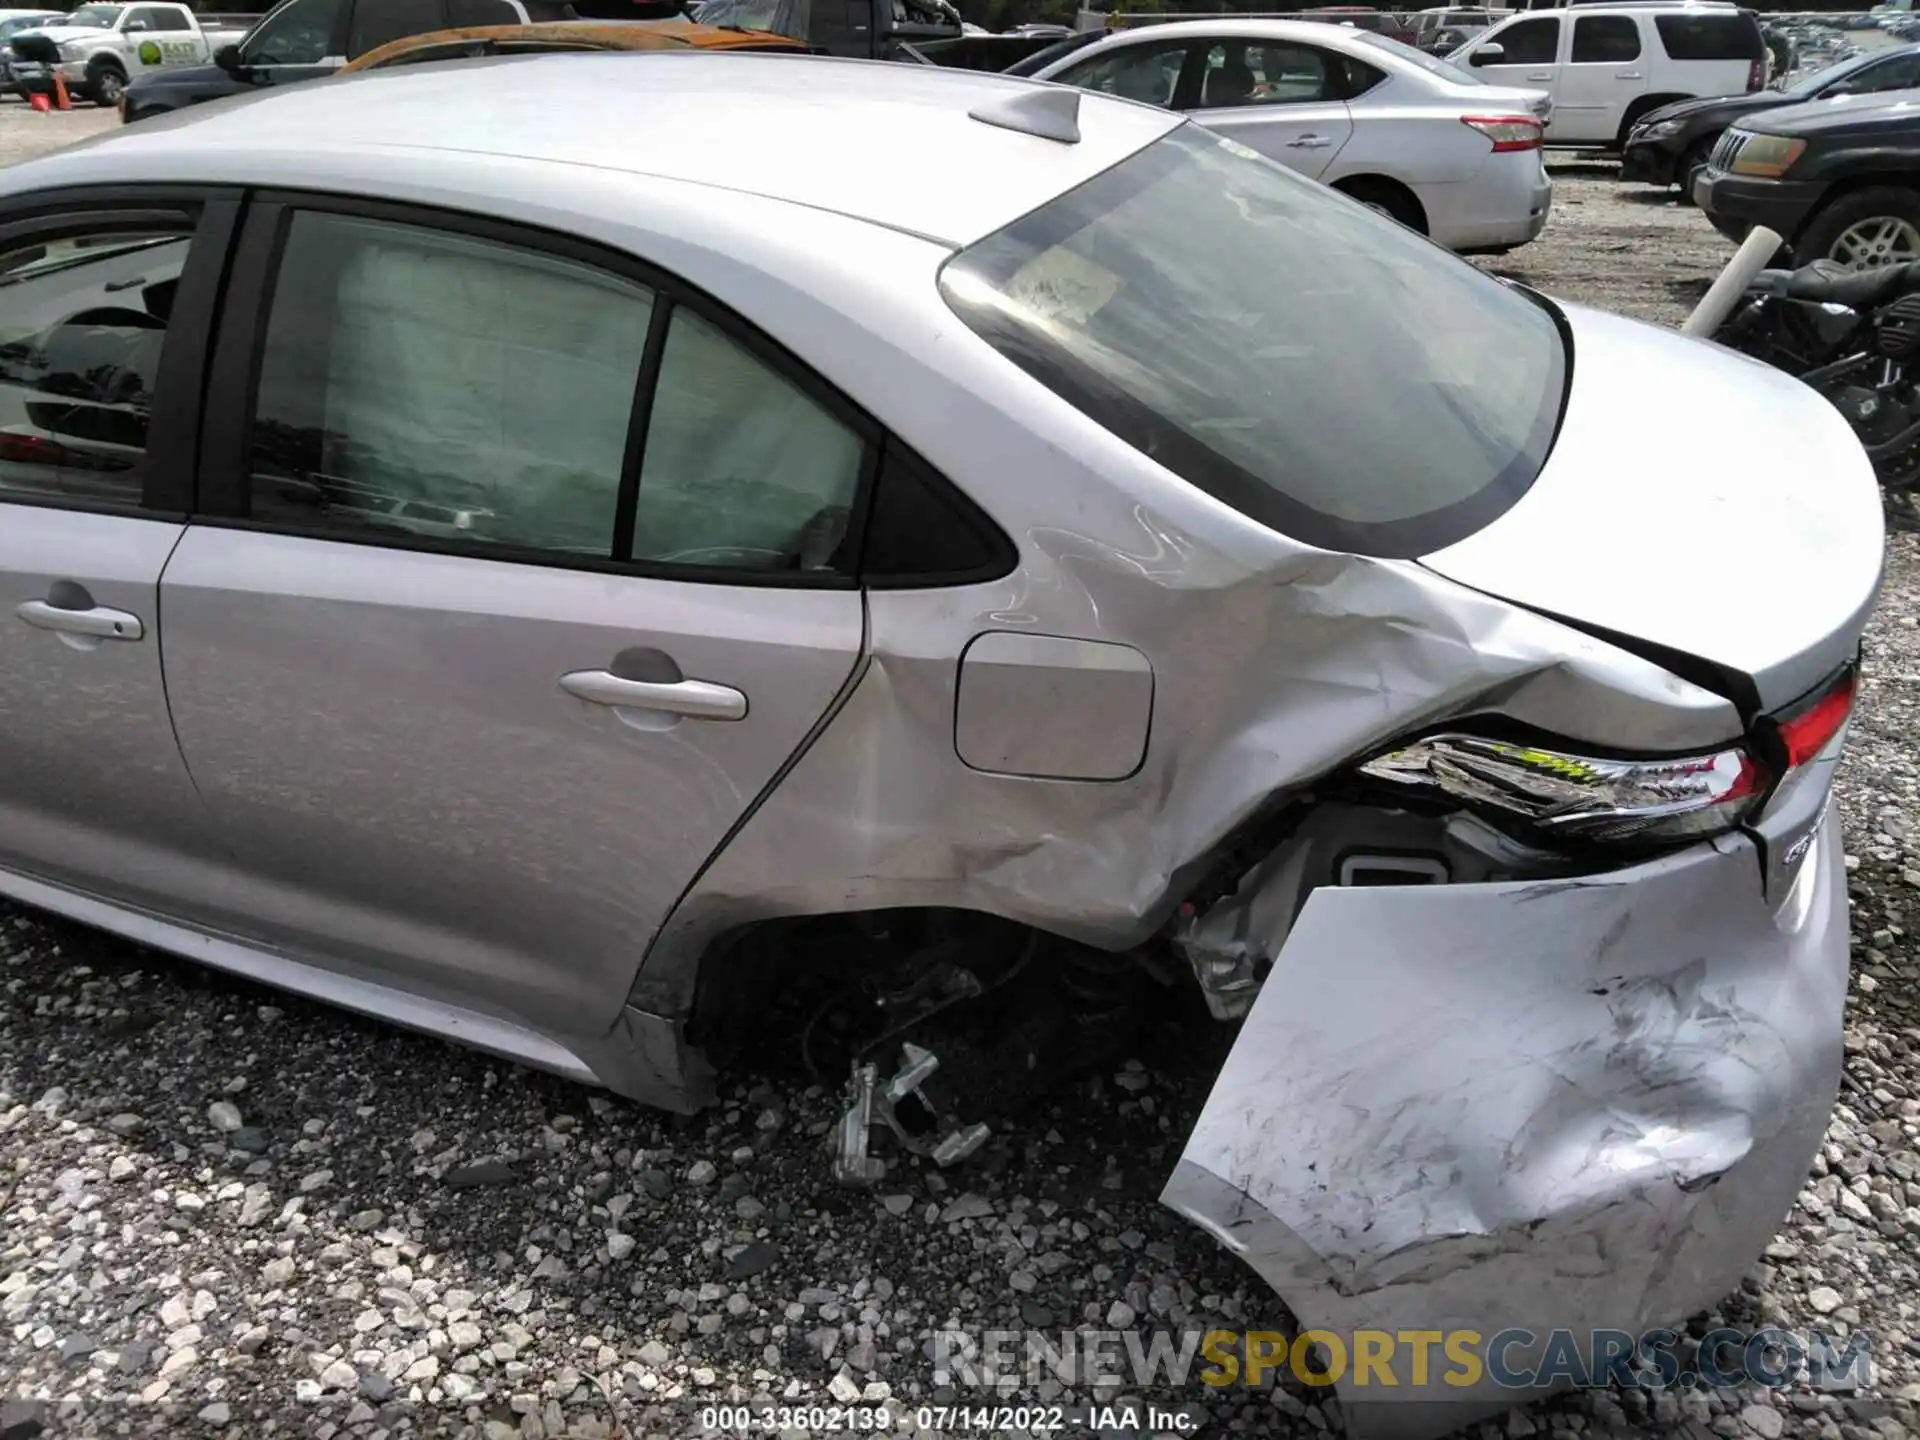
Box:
[51, 70, 69, 110]
[28, 91, 49, 113]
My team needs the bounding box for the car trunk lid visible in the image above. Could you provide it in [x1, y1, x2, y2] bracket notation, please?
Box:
[1417, 300, 1883, 717]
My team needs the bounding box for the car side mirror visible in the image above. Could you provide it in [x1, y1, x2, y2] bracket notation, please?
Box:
[1468, 42, 1503, 64]
[1827, 81, 1855, 95]
[214, 43, 243, 72]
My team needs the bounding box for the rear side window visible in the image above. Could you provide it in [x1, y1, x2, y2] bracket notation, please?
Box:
[448, 0, 521, 21]
[1654, 13, 1763, 60]
[347, 0, 448, 56]
[938, 126, 1567, 559]
[1571, 14, 1639, 62]
[1492, 16, 1558, 64]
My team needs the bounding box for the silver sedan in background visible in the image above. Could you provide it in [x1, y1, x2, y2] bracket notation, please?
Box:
[1028, 17, 1555, 252]
[0, 51, 1882, 1435]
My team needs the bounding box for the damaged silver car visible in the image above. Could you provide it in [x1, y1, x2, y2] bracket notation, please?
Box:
[0, 51, 1883, 1434]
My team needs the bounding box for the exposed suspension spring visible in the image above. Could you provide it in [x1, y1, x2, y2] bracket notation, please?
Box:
[1053, 942, 1141, 1029]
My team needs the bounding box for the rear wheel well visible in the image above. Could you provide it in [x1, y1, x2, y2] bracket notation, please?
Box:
[684, 908, 1173, 1088]
[1332, 175, 1428, 235]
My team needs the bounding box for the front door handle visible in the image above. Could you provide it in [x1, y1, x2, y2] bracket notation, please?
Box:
[15, 598, 144, 640]
[1526, 71, 1552, 80]
[1285, 134, 1332, 148]
[559, 669, 746, 721]
[1616, 70, 1642, 79]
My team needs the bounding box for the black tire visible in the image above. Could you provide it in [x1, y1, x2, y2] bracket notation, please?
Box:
[1337, 178, 1427, 235]
[87, 62, 125, 108]
[1795, 185, 1920, 270]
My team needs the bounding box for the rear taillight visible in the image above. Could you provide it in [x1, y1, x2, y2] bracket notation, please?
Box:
[1747, 57, 1764, 91]
[1764, 668, 1856, 771]
[1358, 669, 1858, 854]
[1359, 733, 1766, 849]
[1462, 114, 1543, 153]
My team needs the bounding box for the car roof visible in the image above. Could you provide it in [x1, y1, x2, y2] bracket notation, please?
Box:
[10, 53, 1184, 249]
[1072, 17, 1407, 47]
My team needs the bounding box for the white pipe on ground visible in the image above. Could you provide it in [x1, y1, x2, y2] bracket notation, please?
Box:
[1681, 225, 1786, 339]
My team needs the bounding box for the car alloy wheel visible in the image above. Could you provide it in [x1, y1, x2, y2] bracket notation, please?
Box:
[1831, 216, 1920, 270]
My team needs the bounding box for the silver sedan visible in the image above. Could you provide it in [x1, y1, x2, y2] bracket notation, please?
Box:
[0, 51, 1883, 1432]
[1027, 18, 1556, 252]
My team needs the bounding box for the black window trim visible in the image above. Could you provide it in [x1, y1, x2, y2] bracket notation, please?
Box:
[200, 188, 896, 590]
[0, 184, 241, 523]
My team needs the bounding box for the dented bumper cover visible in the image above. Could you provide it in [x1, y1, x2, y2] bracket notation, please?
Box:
[1166, 817, 1848, 1437]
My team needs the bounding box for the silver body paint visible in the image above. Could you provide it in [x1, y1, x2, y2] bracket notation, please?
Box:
[0, 57, 1883, 1435]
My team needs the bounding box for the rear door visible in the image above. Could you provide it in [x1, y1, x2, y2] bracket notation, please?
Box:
[1555, 12, 1644, 144]
[1179, 38, 1354, 180]
[159, 195, 869, 1038]
[1462, 13, 1560, 97]
[0, 190, 237, 911]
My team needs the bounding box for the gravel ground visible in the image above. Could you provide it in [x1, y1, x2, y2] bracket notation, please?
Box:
[3, 104, 1920, 1440]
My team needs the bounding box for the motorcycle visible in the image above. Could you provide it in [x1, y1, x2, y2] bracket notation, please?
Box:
[1689, 224, 1920, 491]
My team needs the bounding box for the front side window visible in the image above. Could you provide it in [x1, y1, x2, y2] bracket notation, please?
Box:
[1571, 15, 1640, 63]
[630, 308, 864, 573]
[246, 212, 653, 556]
[0, 221, 193, 510]
[243, 0, 346, 64]
[1055, 41, 1192, 108]
[1492, 16, 1559, 64]
[1845, 54, 1920, 93]
[1195, 41, 1333, 108]
[61, 5, 122, 28]
[938, 125, 1566, 558]
[347, 0, 446, 57]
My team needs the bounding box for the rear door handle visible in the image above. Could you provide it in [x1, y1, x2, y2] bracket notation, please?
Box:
[559, 669, 747, 721]
[1285, 134, 1332, 148]
[1616, 70, 1642, 79]
[1526, 71, 1552, 80]
[15, 598, 144, 640]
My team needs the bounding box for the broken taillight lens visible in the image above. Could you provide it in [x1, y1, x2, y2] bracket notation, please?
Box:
[1358, 733, 1766, 848]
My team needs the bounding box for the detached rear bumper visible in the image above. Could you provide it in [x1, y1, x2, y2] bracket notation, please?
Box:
[1166, 817, 1847, 1437]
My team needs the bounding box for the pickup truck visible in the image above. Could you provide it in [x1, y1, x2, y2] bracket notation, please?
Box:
[6, 2, 254, 106]
[118, 0, 683, 120]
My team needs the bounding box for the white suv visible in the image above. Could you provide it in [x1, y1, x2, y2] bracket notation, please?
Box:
[1449, 3, 1767, 148]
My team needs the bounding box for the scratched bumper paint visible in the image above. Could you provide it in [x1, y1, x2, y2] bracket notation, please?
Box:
[1165, 818, 1849, 1439]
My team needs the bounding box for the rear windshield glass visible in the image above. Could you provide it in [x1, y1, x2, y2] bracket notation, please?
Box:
[1351, 28, 1486, 82]
[1654, 13, 1763, 60]
[937, 125, 1567, 558]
